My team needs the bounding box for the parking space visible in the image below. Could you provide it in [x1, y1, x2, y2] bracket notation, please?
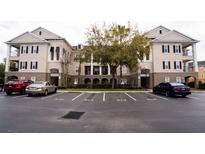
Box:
[1, 91, 205, 132]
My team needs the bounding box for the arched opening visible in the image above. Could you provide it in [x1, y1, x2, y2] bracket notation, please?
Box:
[50, 68, 59, 86]
[185, 76, 195, 88]
[93, 78, 100, 85]
[102, 78, 109, 85]
[7, 76, 18, 81]
[84, 78, 91, 85]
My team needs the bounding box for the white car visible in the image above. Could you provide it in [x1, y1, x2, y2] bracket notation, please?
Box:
[26, 81, 57, 96]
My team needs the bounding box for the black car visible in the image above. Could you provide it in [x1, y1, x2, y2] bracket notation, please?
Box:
[153, 82, 191, 97]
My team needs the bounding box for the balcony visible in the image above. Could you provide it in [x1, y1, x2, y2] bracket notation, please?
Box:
[182, 49, 193, 61]
[10, 49, 20, 60]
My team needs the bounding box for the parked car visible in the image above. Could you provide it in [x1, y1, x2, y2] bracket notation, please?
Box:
[153, 82, 191, 97]
[26, 81, 57, 96]
[4, 80, 33, 95]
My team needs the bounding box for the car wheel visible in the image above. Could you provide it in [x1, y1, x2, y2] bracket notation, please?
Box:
[28, 94, 32, 97]
[54, 88, 57, 93]
[44, 89, 48, 96]
[165, 91, 171, 97]
[6, 91, 12, 95]
[153, 90, 156, 94]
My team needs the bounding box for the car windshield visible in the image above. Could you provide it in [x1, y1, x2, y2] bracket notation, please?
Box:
[170, 83, 185, 86]
[33, 81, 45, 85]
[7, 80, 20, 84]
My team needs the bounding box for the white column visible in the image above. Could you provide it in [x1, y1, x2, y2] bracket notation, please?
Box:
[91, 54, 93, 75]
[5, 44, 11, 72]
[108, 64, 110, 75]
[99, 66, 102, 75]
[192, 43, 198, 73]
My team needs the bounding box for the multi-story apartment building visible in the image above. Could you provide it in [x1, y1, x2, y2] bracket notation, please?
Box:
[5, 27, 73, 86]
[5, 25, 199, 88]
[68, 26, 199, 88]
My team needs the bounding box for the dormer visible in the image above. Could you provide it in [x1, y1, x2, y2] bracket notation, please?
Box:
[146, 25, 171, 39]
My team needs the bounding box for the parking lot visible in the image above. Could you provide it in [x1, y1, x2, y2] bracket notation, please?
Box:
[1, 91, 205, 132]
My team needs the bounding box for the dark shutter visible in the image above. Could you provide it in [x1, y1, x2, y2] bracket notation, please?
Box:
[30, 62, 32, 69]
[168, 45, 170, 53]
[173, 45, 175, 53]
[21, 46, 23, 54]
[20, 62, 22, 69]
[162, 45, 164, 53]
[36, 62, 38, 69]
[174, 61, 176, 69]
[163, 61, 165, 69]
[36, 46, 39, 53]
[180, 61, 182, 69]
[31, 46, 33, 53]
[26, 46, 28, 54]
[25, 62, 27, 69]
[179, 45, 181, 53]
[168, 61, 171, 69]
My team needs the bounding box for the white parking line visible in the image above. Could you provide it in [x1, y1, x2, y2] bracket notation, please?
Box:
[103, 92, 105, 102]
[41, 92, 65, 100]
[72, 93, 84, 102]
[12, 95, 26, 99]
[145, 92, 168, 100]
[124, 93, 136, 101]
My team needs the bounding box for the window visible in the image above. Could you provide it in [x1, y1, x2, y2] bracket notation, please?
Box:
[56, 47, 60, 61]
[176, 77, 182, 83]
[145, 53, 149, 60]
[93, 66, 100, 75]
[163, 61, 171, 69]
[31, 45, 39, 54]
[85, 66, 91, 75]
[162, 45, 170, 53]
[165, 76, 170, 82]
[20, 76, 25, 80]
[20, 46, 29, 54]
[30, 61, 38, 70]
[173, 44, 181, 54]
[159, 30, 162, 34]
[102, 66, 108, 75]
[50, 47, 54, 60]
[122, 65, 128, 74]
[39, 31, 42, 35]
[31, 76, 36, 82]
[20, 61, 27, 69]
[174, 61, 182, 70]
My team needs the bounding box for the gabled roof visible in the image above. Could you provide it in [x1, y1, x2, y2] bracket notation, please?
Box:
[145, 25, 171, 39]
[6, 31, 49, 44]
[152, 29, 199, 43]
[146, 25, 171, 34]
[31, 27, 63, 40]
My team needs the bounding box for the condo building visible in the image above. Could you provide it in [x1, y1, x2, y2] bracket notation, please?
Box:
[5, 26, 199, 88]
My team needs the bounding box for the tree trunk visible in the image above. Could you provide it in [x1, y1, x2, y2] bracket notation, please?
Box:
[120, 65, 122, 84]
[111, 65, 115, 89]
[78, 62, 81, 84]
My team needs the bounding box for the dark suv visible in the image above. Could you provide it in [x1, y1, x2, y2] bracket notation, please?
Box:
[4, 80, 33, 95]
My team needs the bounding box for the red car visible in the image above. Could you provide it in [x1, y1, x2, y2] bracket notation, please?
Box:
[4, 80, 33, 95]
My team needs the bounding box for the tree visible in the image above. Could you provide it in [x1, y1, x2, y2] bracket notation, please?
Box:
[0, 63, 5, 80]
[84, 23, 149, 88]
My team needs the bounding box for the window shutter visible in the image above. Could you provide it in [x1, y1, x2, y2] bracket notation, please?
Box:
[20, 62, 22, 69]
[168, 61, 171, 69]
[168, 45, 170, 53]
[36, 62, 38, 69]
[162, 45, 164, 53]
[30, 62, 32, 69]
[163, 61, 165, 69]
[26, 46, 28, 54]
[173, 45, 175, 53]
[25, 62, 27, 69]
[180, 61, 182, 69]
[179, 45, 181, 53]
[36, 46, 39, 53]
[174, 61, 176, 69]
[21, 46, 23, 54]
[31, 46, 33, 53]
